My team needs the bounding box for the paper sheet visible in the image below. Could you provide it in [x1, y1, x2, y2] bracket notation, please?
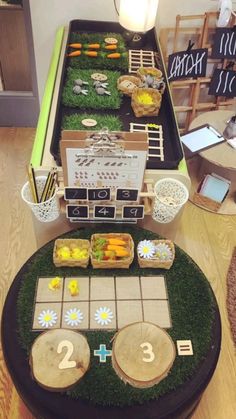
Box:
[181, 125, 224, 153]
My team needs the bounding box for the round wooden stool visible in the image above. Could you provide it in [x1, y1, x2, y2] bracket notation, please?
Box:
[112, 322, 176, 388]
[30, 329, 90, 391]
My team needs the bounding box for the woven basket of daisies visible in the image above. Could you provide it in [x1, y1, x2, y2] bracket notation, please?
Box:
[137, 239, 175, 269]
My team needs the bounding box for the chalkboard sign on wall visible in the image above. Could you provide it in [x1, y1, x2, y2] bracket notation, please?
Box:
[64, 187, 88, 201]
[122, 206, 144, 219]
[66, 205, 89, 219]
[209, 69, 236, 98]
[167, 48, 208, 81]
[94, 205, 116, 219]
[88, 188, 111, 201]
[116, 188, 139, 202]
[211, 28, 236, 59]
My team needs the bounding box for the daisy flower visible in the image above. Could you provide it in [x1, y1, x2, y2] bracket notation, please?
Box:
[155, 243, 172, 260]
[137, 240, 156, 259]
[64, 308, 83, 327]
[94, 307, 113, 326]
[38, 309, 57, 328]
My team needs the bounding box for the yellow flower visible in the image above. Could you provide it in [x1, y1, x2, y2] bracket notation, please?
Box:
[137, 92, 154, 105]
[147, 123, 160, 129]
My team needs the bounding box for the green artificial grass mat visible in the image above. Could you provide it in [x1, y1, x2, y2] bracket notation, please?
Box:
[68, 32, 128, 72]
[62, 67, 122, 110]
[17, 225, 215, 407]
[62, 113, 123, 132]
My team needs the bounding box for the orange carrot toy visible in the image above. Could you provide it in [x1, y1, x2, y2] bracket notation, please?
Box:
[68, 43, 82, 49]
[105, 44, 117, 50]
[85, 43, 100, 49]
[67, 50, 82, 57]
[83, 51, 98, 57]
[106, 52, 121, 59]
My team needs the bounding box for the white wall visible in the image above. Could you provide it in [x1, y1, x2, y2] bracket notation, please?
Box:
[157, 0, 217, 29]
[29, 0, 219, 104]
[29, 0, 118, 103]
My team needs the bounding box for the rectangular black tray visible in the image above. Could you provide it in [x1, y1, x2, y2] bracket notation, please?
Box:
[50, 19, 183, 170]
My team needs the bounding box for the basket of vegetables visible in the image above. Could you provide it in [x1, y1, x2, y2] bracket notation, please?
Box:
[53, 238, 90, 268]
[91, 233, 134, 269]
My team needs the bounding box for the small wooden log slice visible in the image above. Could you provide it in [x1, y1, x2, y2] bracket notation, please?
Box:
[112, 322, 176, 388]
[30, 329, 90, 391]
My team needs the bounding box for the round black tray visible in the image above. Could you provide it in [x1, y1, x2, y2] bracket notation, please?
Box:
[1, 228, 221, 419]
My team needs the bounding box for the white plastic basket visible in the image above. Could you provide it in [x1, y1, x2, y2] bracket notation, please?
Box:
[21, 176, 60, 223]
[152, 178, 189, 224]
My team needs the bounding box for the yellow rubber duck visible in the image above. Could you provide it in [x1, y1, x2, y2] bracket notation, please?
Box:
[68, 279, 79, 296]
[48, 276, 61, 291]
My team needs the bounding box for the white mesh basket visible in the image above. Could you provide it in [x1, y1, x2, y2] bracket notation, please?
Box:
[152, 178, 189, 224]
[21, 176, 60, 223]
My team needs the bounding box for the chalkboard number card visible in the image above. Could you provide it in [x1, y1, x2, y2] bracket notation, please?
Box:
[94, 205, 116, 219]
[66, 205, 89, 219]
[167, 48, 208, 81]
[211, 28, 236, 59]
[88, 188, 111, 202]
[116, 188, 139, 202]
[122, 205, 144, 219]
[209, 69, 236, 98]
[64, 187, 88, 201]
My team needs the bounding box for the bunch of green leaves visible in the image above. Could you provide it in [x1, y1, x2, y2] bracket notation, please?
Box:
[92, 237, 107, 260]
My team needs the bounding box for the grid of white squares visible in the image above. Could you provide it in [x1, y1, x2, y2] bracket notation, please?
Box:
[32, 276, 172, 331]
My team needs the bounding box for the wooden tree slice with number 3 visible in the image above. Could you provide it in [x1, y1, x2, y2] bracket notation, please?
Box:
[30, 329, 90, 391]
[112, 322, 176, 388]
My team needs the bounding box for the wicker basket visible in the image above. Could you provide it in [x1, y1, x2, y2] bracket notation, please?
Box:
[91, 233, 134, 269]
[117, 75, 141, 96]
[53, 238, 90, 268]
[131, 88, 162, 117]
[137, 240, 175, 269]
[137, 67, 163, 80]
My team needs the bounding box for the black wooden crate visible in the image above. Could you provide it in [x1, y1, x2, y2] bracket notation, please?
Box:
[50, 19, 183, 170]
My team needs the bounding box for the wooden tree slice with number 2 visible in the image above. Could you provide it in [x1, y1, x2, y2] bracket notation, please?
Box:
[30, 329, 90, 391]
[112, 322, 176, 388]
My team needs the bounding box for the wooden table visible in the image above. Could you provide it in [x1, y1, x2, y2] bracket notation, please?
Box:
[187, 110, 236, 215]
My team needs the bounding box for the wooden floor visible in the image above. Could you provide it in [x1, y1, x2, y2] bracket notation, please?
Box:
[0, 127, 236, 419]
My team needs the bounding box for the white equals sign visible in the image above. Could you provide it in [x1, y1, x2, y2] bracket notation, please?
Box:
[177, 340, 193, 356]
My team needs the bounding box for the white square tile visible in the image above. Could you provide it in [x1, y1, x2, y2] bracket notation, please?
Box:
[177, 340, 193, 356]
[64, 277, 89, 301]
[36, 277, 63, 302]
[117, 300, 143, 328]
[62, 302, 89, 330]
[32, 302, 61, 330]
[116, 276, 141, 299]
[90, 301, 116, 329]
[143, 300, 171, 328]
[90, 277, 115, 300]
[141, 276, 167, 299]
